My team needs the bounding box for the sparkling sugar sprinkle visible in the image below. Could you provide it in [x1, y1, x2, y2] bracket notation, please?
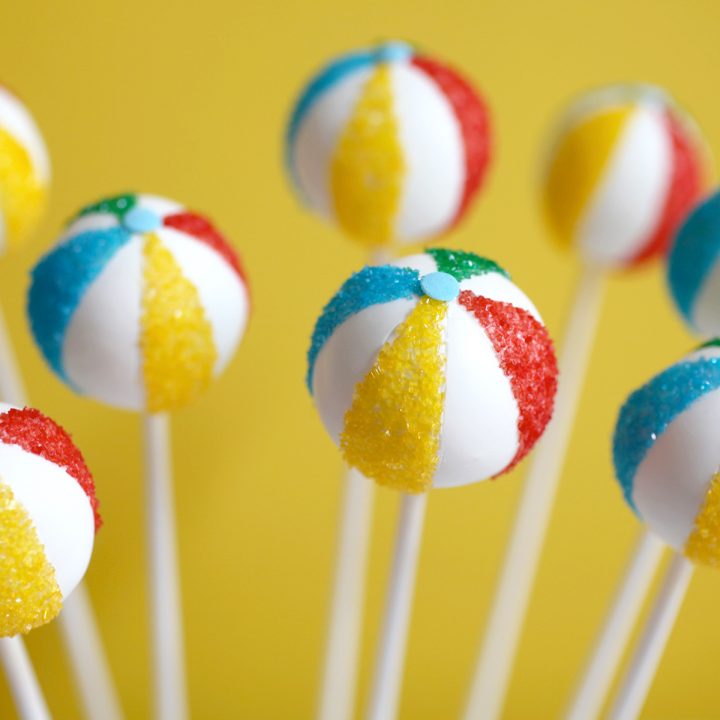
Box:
[341, 296, 447, 493]
[0, 481, 62, 637]
[686, 471, 720, 567]
[141, 232, 217, 412]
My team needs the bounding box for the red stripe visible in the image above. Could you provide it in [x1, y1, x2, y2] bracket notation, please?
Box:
[411, 56, 491, 229]
[164, 212, 250, 291]
[458, 291, 557, 475]
[0, 408, 101, 531]
[628, 109, 706, 266]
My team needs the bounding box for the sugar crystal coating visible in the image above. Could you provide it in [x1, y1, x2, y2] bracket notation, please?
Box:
[307, 265, 421, 391]
[686, 471, 720, 567]
[331, 64, 405, 245]
[76, 193, 136, 222]
[426, 247, 508, 281]
[141, 232, 217, 412]
[0, 481, 62, 637]
[613, 357, 720, 512]
[341, 296, 447, 493]
[458, 291, 557, 474]
[0, 407, 101, 530]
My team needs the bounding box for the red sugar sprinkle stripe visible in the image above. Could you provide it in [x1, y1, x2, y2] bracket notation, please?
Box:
[0, 408, 101, 531]
[629, 110, 705, 266]
[164, 212, 250, 290]
[411, 56, 491, 229]
[458, 291, 558, 475]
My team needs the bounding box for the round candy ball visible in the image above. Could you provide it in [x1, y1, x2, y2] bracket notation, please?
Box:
[0, 85, 50, 254]
[28, 193, 250, 413]
[667, 191, 720, 337]
[613, 342, 720, 567]
[542, 85, 707, 268]
[286, 41, 491, 247]
[307, 249, 558, 492]
[0, 404, 99, 637]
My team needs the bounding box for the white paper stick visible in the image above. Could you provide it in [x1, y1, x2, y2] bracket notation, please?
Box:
[565, 531, 664, 720]
[144, 413, 187, 720]
[366, 493, 427, 720]
[0, 637, 51, 720]
[608, 553, 693, 720]
[317, 467, 375, 720]
[0, 300, 123, 720]
[463, 264, 605, 720]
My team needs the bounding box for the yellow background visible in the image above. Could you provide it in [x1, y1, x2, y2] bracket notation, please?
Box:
[1, 0, 719, 717]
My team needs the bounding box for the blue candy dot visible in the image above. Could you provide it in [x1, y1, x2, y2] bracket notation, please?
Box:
[123, 206, 161, 233]
[420, 272, 460, 302]
[374, 41, 413, 63]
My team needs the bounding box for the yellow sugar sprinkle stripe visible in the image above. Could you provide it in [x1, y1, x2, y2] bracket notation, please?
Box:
[0, 128, 46, 251]
[341, 297, 447, 493]
[0, 480, 62, 637]
[330, 63, 405, 246]
[686, 471, 720, 567]
[141, 232, 217, 413]
[543, 105, 634, 247]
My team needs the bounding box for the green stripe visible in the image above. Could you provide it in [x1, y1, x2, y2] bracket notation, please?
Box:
[75, 193, 137, 222]
[425, 248, 509, 282]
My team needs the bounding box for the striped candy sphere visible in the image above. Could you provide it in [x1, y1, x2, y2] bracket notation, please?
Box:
[613, 343, 720, 567]
[28, 193, 250, 413]
[0, 86, 50, 254]
[543, 85, 706, 268]
[286, 41, 491, 247]
[308, 249, 558, 492]
[668, 191, 720, 337]
[0, 404, 99, 637]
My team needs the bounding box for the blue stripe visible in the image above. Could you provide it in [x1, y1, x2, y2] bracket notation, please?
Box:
[307, 265, 422, 393]
[667, 192, 720, 328]
[28, 227, 132, 382]
[613, 356, 720, 513]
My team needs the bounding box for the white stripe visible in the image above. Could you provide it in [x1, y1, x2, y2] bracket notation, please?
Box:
[577, 105, 672, 266]
[292, 68, 373, 218]
[0, 87, 50, 183]
[0, 441, 94, 598]
[458, 271, 542, 322]
[154, 226, 249, 376]
[434, 302, 518, 488]
[633, 383, 720, 551]
[63, 235, 144, 411]
[392, 64, 465, 241]
[313, 297, 417, 444]
[691, 258, 720, 337]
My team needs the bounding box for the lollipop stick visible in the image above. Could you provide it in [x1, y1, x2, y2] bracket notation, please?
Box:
[366, 493, 427, 720]
[608, 553, 693, 720]
[0, 300, 123, 720]
[144, 413, 187, 720]
[0, 637, 51, 720]
[565, 530, 664, 720]
[463, 264, 605, 720]
[317, 467, 375, 720]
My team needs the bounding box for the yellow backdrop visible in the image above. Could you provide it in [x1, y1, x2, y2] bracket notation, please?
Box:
[1, 0, 719, 717]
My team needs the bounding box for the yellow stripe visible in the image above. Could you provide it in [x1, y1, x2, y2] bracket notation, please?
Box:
[141, 232, 217, 412]
[0, 128, 46, 251]
[685, 471, 720, 567]
[0, 480, 62, 637]
[543, 104, 634, 247]
[341, 297, 447, 493]
[330, 63, 405, 246]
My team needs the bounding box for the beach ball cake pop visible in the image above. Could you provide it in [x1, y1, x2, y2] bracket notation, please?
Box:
[0, 404, 99, 636]
[543, 85, 707, 267]
[307, 249, 558, 491]
[28, 193, 250, 412]
[0, 86, 50, 253]
[667, 191, 720, 337]
[614, 343, 720, 566]
[286, 41, 491, 247]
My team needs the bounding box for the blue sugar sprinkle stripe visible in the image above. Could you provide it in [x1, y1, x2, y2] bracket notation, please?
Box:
[28, 226, 132, 382]
[307, 265, 422, 393]
[613, 357, 720, 513]
[667, 192, 720, 326]
[285, 49, 377, 187]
